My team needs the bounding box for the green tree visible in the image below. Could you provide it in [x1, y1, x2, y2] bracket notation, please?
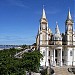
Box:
[0, 48, 42, 75]
[22, 50, 43, 73]
[21, 45, 27, 49]
[0, 48, 26, 75]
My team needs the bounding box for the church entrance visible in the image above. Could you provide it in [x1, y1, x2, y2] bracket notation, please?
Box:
[55, 49, 62, 66]
[55, 50, 58, 64]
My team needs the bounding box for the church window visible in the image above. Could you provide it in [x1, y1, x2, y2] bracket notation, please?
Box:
[70, 51, 72, 56]
[62, 51, 64, 56]
[43, 51, 45, 56]
[48, 59, 50, 65]
[49, 51, 50, 56]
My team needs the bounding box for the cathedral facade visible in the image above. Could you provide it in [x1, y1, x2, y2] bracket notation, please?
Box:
[36, 8, 75, 67]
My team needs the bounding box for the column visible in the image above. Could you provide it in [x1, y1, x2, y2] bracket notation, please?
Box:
[46, 47, 49, 66]
[50, 50, 53, 66]
[54, 49, 55, 61]
[67, 48, 70, 65]
[60, 48, 62, 66]
[53, 49, 56, 66]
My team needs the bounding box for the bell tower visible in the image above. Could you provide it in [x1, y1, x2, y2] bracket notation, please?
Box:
[39, 7, 49, 66]
[40, 7, 48, 45]
[65, 9, 74, 45]
[65, 9, 74, 66]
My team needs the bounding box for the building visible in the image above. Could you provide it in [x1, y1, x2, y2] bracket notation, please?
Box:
[36, 7, 75, 67]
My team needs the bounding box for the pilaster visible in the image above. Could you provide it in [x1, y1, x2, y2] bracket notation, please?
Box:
[72, 48, 75, 66]
[53, 49, 56, 66]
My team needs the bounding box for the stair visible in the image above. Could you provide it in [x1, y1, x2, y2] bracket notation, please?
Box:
[53, 66, 74, 75]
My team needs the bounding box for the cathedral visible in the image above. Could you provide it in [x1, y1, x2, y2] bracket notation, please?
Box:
[36, 7, 75, 67]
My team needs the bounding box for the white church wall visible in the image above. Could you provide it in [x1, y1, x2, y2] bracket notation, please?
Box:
[40, 47, 49, 66]
[40, 34, 42, 45]
[73, 48, 75, 66]
[66, 48, 73, 66]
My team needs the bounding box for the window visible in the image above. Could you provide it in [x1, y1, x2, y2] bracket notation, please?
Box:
[70, 51, 72, 56]
[43, 51, 45, 56]
[49, 51, 50, 56]
[62, 51, 64, 56]
[48, 59, 50, 65]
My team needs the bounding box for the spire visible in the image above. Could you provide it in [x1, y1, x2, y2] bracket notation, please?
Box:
[54, 22, 62, 40]
[55, 21, 60, 34]
[67, 9, 72, 20]
[42, 5, 46, 19]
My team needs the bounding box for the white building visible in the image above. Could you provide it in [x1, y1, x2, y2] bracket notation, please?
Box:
[36, 7, 75, 67]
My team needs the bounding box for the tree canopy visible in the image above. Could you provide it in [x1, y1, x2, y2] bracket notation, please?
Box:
[0, 48, 42, 75]
[22, 50, 43, 72]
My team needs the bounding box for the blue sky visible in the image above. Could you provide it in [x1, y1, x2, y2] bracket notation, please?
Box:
[0, 0, 74, 45]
